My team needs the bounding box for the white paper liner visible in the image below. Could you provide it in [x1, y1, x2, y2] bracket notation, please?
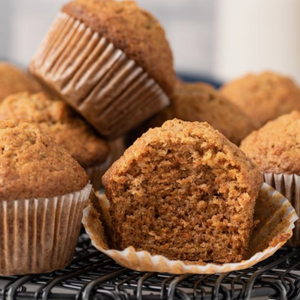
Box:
[85, 154, 113, 191]
[82, 183, 298, 274]
[0, 183, 92, 275]
[263, 172, 300, 247]
[29, 12, 170, 139]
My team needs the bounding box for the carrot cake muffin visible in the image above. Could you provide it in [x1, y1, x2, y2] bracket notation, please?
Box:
[103, 119, 263, 263]
[221, 71, 300, 127]
[240, 111, 300, 247]
[0, 121, 91, 275]
[0, 92, 110, 190]
[0, 62, 42, 102]
[240, 111, 300, 174]
[126, 81, 257, 146]
[29, 0, 175, 139]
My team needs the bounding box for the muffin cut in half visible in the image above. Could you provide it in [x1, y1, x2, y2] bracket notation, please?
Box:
[103, 119, 263, 263]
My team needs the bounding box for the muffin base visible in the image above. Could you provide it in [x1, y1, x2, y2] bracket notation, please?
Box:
[82, 183, 297, 274]
[29, 12, 170, 139]
[0, 183, 92, 275]
[264, 172, 300, 247]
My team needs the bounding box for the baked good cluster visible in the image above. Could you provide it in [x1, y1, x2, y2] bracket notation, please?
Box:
[0, 0, 299, 275]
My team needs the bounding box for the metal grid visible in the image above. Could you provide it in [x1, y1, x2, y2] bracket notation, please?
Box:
[1, 232, 300, 300]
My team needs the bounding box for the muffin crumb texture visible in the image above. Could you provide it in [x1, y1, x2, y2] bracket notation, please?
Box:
[0, 121, 88, 200]
[103, 119, 263, 263]
[240, 111, 300, 175]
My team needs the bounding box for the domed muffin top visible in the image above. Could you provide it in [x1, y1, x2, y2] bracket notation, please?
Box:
[104, 118, 263, 201]
[0, 93, 109, 168]
[240, 111, 300, 175]
[170, 82, 258, 144]
[126, 81, 258, 146]
[221, 71, 300, 126]
[0, 62, 42, 102]
[62, 0, 175, 96]
[0, 121, 88, 200]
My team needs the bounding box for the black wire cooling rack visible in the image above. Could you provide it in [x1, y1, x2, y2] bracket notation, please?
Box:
[1, 232, 300, 300]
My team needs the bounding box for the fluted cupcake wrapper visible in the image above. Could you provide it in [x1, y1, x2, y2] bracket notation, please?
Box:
[85, 155, 113, 191]
[263, 172, 300, 247]
[29, 12, 170, 139]
[82, 183, 297, 274]
[0, 183, 92, 275]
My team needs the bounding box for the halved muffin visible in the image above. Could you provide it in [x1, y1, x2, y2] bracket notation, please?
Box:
[103, 119, 263, 263]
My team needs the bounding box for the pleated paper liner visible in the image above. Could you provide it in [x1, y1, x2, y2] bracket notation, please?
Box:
[263, 173, 300, 247]
[0, 183, 92, 276]
[29, 12, 170, 139]
[85, 154, 113, 191]
[82, 183, 297, 274]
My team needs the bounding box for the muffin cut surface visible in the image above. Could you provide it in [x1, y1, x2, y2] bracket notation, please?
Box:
[103, 119, 263, 263]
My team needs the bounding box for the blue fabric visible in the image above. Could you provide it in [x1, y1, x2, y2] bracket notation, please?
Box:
[177, 73, 222, 89]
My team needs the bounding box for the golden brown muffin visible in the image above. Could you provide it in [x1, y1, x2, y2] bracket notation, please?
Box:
[0, 62, 42, 102]
[221, 71, 300, 127]
[0, 92, 111, 190]
[0, 92, 109, 169]
[240, 111, 300, 174]
[29, 0, 175, 139]
[0, 120, 88, 200]
[103, 119, 263, 263]
[62, 0, 175, 96]
[126, 82, 257, 146]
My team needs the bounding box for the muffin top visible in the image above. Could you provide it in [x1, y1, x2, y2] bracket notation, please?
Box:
[171, 82, 258, 144]
[221, 71, 300, 127]
[62, 0, 175, 97]
[104, 119, 263, 201]
[0, 62, 42, 103]
[0, 93, 109, 168]
[0, 121, 88, 200]
[126, 81, 257, 146]
[240, 111, 300, 175]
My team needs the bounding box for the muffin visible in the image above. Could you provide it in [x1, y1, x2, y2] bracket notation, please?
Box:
[240, 111, 300, 246]
[0, 62, 42, 102]
[221, 71, 300, 127]
[103, 119, 263, 263]
[0, 121, 91, 275]
[0, 92, 110, 190]
[126, 81, 258, 146]
[29, 0, 175, 139]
